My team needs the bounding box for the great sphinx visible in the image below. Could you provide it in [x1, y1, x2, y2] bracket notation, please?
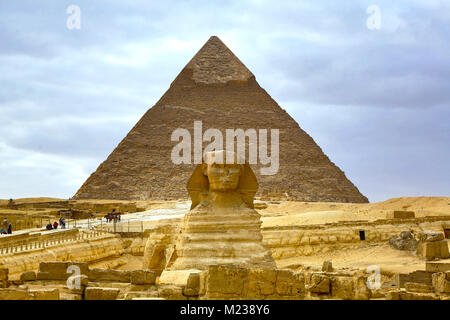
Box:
[143, 150, 275, 272]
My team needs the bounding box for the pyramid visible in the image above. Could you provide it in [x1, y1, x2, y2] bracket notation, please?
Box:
[74, 36, 368, 203]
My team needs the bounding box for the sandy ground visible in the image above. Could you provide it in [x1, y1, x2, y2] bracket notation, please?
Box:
[260, 196, 450, 227]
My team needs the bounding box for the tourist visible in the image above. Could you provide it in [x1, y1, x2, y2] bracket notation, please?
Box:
[46, 223, 53, 230]
[7, 223, 12, 234]
[53, 221, 58, 229]
[2, 218, 8, 232]
[59, 217, 66, 229]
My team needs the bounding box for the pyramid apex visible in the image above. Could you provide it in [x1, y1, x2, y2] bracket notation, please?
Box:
[180, 36, 254, 84]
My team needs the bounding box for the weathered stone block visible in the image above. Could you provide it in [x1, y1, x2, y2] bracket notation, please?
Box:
[322, 260, 333, 272]
[387, 211, 415, 219]
[206, 265, 248, 295]
[309, 274, 330, 294]
[419, 231, 445, 242]
[0, 268, 8, 281]
[387, 289, 438, 300]
[130, 270, 156, 285]
[0, 288, 28, 300]
[331, 276, 354, 300]
[88, 268, 131, 283]
[399, 291, 438, 300]
[353, 276, 371, 300]
[404, 282, 434, 293]
[426, 262, 450, 272]
[20, 271, 36, 282]
[67, 274, 89, 294]
[158, 285, 185, 300]
[85, 287, 119, 300]
[417, 240, 450, 260]
[386, 289, 400, 300]
[37, 262, 89, 280]
[275, 269, 305, 297]
[29, 288, 60, 300]
[432, 272, 450, 294]
[395, 270, 434, 288]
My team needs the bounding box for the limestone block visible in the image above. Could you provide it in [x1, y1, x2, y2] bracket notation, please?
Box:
[0, 288, 28, 300]
[395, 271, 434, 288]
[309, 236, 320, 245]
[246, 268, 277, 297]
[29, 288, 60, 300]
[386, 288, 437, 300]
[20, 271, 36, 282]
[67, 274, 89, 294]
[185, 272, 201, 296]
[300, 237, 309, 245]
[404, 282, 434, 293]
[432, 272, 450, 294]
[419, 231, 445, 242]
[309, 274, 330, 294]
[88, 268, 131, 283]
[159, 270, 201, 287]
[84, 287, 120, 300]
[353, 276, 371, 300]
[158, 285, 186, 300]
[331, 276, 354, 300]
[322, 261, 333, 272]
[387, 211, 415, 219]
[130, 270, 156, 285]
[37, 262, 89, 280]
[206, 265, 248, 296]
[399, 291, 438, 300]
[328, 236, 338, 243]
[386, 289, 400, 300]
[275, 269, 305, 297]
[417, 240, 450, 260]
[0, 268, 8, 281]
[124, 291, 160, 300]
[426, 262, 450, 272]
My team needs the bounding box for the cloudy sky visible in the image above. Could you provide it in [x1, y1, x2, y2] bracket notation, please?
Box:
[0, 0, 449, 202]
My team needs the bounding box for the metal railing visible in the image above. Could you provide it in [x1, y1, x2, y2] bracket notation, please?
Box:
[0, 229, 111, 256]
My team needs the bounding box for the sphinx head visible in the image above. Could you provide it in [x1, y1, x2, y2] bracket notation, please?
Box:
[202, 150, 243, 192]
[187, 150, 258, 209]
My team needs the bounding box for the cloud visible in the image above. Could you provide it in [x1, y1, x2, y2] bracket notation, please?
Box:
[0, 0, 448, 201]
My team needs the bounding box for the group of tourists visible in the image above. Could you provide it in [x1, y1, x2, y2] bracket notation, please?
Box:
[104, 209, 121, 223]
[45, 217, 66, 231]
[0, 218, 12, 234]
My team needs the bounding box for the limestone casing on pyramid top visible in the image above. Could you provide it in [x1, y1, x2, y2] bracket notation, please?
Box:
[173, 36, 254, 85]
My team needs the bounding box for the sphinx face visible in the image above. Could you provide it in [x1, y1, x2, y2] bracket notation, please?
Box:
[204, 163, 242, 192]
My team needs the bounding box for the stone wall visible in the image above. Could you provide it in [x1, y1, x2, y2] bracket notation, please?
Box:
[263, 217, 450, 260]
[200, 265, 305, 299]
[0, 230, 123, 279]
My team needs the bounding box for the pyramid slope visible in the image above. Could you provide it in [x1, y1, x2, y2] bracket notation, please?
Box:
[74, 36, 368, 203]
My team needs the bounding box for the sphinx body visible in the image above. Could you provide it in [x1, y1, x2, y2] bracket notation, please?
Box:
[166, 151, 276, 270]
